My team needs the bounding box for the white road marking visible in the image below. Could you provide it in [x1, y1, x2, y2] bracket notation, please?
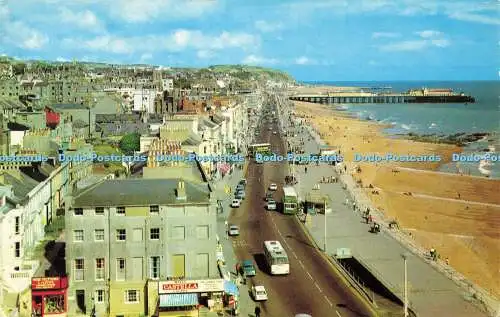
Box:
[306, 271, 313, 280]
[335, 310, 342, 317]
[315, 283, 322, 292]
[299, 260, 305, 268]
[292, 251, 298, 259]
[325, 296, 333, 306]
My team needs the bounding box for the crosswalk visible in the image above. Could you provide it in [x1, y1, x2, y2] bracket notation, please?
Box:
[232, 240, 249, 248]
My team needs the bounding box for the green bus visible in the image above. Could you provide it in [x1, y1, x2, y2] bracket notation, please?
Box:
[282, 186, 299, 214]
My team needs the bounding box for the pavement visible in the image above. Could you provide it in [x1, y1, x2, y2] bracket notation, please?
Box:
[218, 110, 375, 317]
[280, 101, 493, 317]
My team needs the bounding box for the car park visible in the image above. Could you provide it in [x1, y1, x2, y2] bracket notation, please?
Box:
[251, 285, 268, 301]
[269, 183, 278, 191]
[231, 199, 240, 208]
[228, 225, 240, 236]
[267, 199, 277, 210]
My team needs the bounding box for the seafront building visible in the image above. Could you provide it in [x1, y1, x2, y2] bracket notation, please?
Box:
[64, 176, 220, 316]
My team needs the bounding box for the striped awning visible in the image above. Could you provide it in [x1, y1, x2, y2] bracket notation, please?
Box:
[159, 293, 198, 307]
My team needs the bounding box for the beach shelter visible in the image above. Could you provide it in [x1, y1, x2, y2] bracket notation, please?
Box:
[305, 191, 330, 214]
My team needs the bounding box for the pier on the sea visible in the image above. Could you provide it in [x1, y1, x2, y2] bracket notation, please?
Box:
[290, 92, 475, 104]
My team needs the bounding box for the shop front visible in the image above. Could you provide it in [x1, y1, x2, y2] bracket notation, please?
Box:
[31, 277, 68, 317]
[157, 279, 224, 316]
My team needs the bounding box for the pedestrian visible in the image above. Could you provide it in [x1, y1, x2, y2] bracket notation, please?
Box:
[305, 166, 308, 173]
[445, 258, 449, 265]
[345, 198, 349, 206]
[368, 214, 373, 223]
[255, 306, 261, 317]
[353, 202, 356, 210]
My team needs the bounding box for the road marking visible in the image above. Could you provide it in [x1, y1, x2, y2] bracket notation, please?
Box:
[306, 271, 313, 280]
[314, 282, 322, 292]
[298, 260, 305, 268]
[335, 310, 342, 317]
[292, 251, 298, 259]
[324, 296, 333, 306]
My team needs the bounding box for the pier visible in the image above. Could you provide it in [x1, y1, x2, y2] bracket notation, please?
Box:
[290, 92, 476, 104]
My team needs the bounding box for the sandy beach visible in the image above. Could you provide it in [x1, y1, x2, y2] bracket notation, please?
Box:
[292, 100, 500, 299]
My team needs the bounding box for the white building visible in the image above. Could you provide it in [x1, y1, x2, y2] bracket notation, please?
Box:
[161, 78, 174, 92]
[221, 101, 247, 154]
[132, 89, 157, 113]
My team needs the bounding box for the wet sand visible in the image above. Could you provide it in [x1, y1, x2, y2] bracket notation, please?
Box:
[292, 100, 500, 299]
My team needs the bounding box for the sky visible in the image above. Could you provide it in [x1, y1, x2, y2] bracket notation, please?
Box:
[0, 0, 498, 81]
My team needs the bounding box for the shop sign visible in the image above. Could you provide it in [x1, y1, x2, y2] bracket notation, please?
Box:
[31, 277, 67, 290]
[159, 279, 224, 294]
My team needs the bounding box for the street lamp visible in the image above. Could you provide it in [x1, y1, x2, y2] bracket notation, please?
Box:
[323, 197, 327, 252]
[402, 253, 409, 317]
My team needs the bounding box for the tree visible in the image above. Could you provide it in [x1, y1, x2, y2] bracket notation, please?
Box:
[119, 132, 140, 155]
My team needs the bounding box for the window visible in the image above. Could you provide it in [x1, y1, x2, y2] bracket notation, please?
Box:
[132, 228, 143, 241]
[15, 216, 20, 234]
[116, 207, 125, 215]
[116, 229, 126, 241]
[95, 207, 104, 215]
[74, 259, 84, 281]
[95, 229, 104, 241]
[149, 256, 160, 279]
[196, 225, 209, 239]
[14, 242, 20, 258]
[150, 228, 160, 240]
[95, 258, 105, 280]
[116, 258, 126, 280]
[172, 226, 185, 240]
[74, 208, 83, 215]
[73, 230, 84, 242]
[95, 290, 104, 303]
[124, 290, 139, 304]
[150, 205, 159, 213]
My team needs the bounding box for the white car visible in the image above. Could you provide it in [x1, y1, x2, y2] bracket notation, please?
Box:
[251, 285, 268, 301]
[267, 199, 277, 210]
[228, 225, 240, 236]
[269, 183, 278, 191]
[231, 199, 241, 208]
[273, 131, 277, 135]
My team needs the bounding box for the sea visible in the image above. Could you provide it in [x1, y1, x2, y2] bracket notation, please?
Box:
[303, 81, 500, 179]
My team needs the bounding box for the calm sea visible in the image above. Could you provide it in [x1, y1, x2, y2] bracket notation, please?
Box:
[303, 81, 500, 178]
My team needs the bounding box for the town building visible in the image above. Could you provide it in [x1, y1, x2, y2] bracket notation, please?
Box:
[64, 177, 218, 316]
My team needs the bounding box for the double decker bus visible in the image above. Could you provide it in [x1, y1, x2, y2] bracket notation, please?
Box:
[263, 240, 290, 275]
[248, 143, 272, 158]
[282, 186, 299, 214]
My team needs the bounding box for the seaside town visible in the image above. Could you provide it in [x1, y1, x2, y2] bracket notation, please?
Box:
[0, 56, 498, 317]
[0, 1, 498, 316]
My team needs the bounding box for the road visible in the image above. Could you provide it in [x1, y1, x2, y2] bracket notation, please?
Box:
[228, 113, 375, 317]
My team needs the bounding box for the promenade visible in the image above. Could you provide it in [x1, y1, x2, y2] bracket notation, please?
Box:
[284, 120, 492, 316]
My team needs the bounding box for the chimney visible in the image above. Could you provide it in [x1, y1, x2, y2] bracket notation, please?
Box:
[176, 179, 187, 201]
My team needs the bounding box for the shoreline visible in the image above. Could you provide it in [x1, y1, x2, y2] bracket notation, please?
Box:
[290, 99, 500, 301]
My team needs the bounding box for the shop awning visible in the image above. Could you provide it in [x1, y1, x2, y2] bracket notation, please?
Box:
[224, 280, 239, 296]
[159, 293, 198, 307]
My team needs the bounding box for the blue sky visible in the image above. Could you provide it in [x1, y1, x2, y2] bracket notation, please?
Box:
[0, 0, 498, 81]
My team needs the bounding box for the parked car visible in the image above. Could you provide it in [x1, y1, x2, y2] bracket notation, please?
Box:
[239, 179, 247, 186]
[251, 285, 268, 301]
[228, 225, 240, 236]
[242, 260, 256, 277]
[267, 199, 277, 210]
[235, 190, 245, 200]
[269, 183, 278, 191]
[265, 192, 273, 201]
[231, 199, 241, 208]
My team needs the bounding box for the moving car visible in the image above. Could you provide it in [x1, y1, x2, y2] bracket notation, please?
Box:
[269, 183, 278, 191]
[239, 179, 247, 186]
[251, 285, 268, 301]
[231, 199, 241, 208]
[242, 260, 256, 277]
[228, 225, 240, 236]
[265, 192, 273, 201]
[236, 184, 245, 191]
[267, 199, 277, 210]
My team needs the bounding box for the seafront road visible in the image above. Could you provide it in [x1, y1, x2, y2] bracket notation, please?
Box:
[225, 118, 375, 316]
[284, 107, 492, 317]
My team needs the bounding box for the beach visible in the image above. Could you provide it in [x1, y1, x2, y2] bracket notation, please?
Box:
[292, 99, 500, 299]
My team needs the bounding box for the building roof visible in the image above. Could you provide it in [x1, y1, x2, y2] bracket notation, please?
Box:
[7, 122, 30, 131]
[210, 114, 226, 124]
[0, 172, 40, 201]
[201, 119, 218, 129]
[50, 103, 88, 111]
[73, 178, 210, 207]
[181, 133, 202, 146]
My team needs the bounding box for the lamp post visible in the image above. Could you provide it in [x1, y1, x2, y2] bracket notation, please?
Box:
[323, 197, 327, 252]
[402, 253, 409, 317]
